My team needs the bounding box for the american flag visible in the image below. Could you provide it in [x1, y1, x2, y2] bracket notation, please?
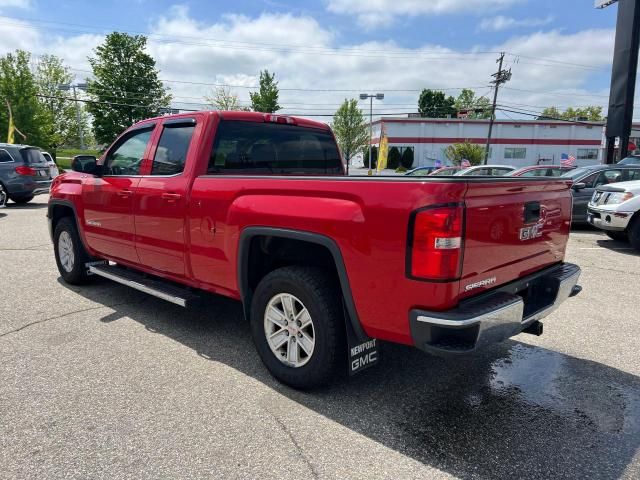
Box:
[561, 153, 576, 167]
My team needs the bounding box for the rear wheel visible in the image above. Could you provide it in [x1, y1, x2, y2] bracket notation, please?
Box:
[54, 217, 93, 285]
[9, 194, 34, 204]
[605, 231, 628, 242]
[0, 183, 7, 207]
[250, 266, 345, 389]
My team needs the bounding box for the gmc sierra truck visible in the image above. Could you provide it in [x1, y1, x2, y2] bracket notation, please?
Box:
[48, 111, 581, 389]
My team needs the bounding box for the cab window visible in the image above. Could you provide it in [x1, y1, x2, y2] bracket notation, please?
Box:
[625, 169, 640, 181]
[151, 123, 195, 176]
[104, 127, 154, 176]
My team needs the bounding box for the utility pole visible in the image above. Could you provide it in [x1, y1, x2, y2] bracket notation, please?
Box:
[484, 52, 511, 164]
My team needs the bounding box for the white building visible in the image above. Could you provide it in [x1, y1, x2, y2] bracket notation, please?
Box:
[371, 118, 604, 168]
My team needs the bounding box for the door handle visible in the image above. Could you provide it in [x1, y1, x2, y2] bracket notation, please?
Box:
[117, 189, 132, 198]
[162, 192, 182, 202]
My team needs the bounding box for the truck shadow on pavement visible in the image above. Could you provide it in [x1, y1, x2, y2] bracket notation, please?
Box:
[596, 239, 640, 256]
[64, 279, 640, 480]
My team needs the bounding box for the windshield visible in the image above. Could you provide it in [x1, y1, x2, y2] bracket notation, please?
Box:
[618, 156, 640, 165]
[406, 168, 432, 176]
[561, 167, 596, 180]
[19, 148, 47, 165]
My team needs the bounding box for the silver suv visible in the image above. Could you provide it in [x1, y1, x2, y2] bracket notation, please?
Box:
[0, 143, 52, 206]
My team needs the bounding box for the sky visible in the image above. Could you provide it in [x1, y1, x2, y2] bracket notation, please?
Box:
[0, 0, 623, 121]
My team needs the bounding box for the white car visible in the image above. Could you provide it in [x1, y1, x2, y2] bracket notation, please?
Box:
[41, 151, 59, 178]
[453, 165, 516, 176]
[587, 179, 640, 248]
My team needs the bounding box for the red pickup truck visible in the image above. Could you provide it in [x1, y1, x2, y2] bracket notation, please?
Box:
[48, 111, 581, 389]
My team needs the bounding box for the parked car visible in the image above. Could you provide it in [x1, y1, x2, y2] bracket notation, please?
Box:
[587, 180, 640, 248]
[561, 165, 640, 223]
[404, 166, 440, 176]
[0, 143, 52, 204]
[48, 110, 581, 389]
[508, 165, 574, 177]
[41, 151, 59, 178]
[454, 165, 516, 176]
[428, 166, 464, 176]
[618, 155, 640, 165]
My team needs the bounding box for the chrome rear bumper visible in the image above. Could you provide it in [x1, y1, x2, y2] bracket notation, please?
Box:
[409, 263, 581, 355]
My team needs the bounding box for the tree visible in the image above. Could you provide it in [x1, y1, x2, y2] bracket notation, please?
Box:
[86, 32, 172, 145]
[332, 98, 369, 167]
[35, 54, 92, 152]
[454, 88, 492, 119]
[418, 89, 456, 118]
[205, 86, 242, 111]
[444, 141, 485, 166]
[387, 146, 401, 169]
[401, 147, 414, 169]
[0, 50, 49, 147]
[362, 145, 378, 169]
[250, 70, 280, 113]
[538, 106, 604, 121]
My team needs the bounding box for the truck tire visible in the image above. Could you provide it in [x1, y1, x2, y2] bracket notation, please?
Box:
[250, 266, 345, 389]
[605, 231, 628, 242]
[54, 217, 93, 285]
[9, 194, 34, 204]
[629, 216, 640, 251]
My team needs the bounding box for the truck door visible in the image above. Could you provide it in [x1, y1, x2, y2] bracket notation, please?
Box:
[133, 118, 197, 277]
[81, 125, 155, 264]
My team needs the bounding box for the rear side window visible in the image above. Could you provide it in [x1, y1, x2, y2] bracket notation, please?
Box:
[208, 121, 342, 175]
[0, 149, 13, 163]
[20, 148, 46, 164]
[151, 124, 195, 176]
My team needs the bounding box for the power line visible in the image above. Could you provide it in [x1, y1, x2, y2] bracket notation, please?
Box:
[0, 15, 611, 70]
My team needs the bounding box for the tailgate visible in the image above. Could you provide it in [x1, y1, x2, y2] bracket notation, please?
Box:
[459, 179, 571, 298]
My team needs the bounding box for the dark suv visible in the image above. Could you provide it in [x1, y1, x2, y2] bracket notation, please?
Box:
[0, 143, 52, 205]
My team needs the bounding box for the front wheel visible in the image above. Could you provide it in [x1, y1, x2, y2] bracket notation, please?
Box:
[629, 216, 640, 251]
[605, 231, 628, 242]
[54, 217, 94, 285]
[250, 266, 345, 389]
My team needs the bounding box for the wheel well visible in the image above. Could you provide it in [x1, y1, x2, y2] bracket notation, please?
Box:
[50, 204, 75, 233]
[240, 230, 368, 341]
[245, 235, 339, 295]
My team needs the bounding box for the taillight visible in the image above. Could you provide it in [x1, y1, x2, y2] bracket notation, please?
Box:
[15, 166, 37, 176]
[408, 204, 464, 280]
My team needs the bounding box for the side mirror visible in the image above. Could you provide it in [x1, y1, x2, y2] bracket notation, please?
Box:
[71, 155, 100, 175]
[572, 182, 586, 191]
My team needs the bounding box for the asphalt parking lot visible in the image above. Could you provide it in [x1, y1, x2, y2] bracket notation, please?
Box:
[1, 196, 639, 480]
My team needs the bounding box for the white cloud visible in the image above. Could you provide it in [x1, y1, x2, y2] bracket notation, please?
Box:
[0, 0, 30, 7]
[326, 0, 521, 28]
[0, 7, 617, 123]
[479, 15, 554, 32]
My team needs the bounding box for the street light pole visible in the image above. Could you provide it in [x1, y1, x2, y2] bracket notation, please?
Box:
[360, 93, 385, 175]
[71, 86, 84, 151]
[58, 83, 88, 151]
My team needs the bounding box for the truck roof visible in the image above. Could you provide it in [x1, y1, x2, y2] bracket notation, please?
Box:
[137, 110, 331, 131]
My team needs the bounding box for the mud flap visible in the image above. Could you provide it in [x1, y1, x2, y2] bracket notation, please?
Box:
[344, 305, 381, 376]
